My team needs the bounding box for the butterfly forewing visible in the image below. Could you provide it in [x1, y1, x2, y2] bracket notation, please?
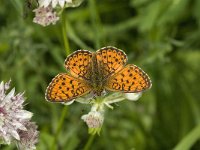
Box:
[64, 50, 92, 80]
[105, 64, 152, 93]
[96, 46, 127, 78]
[46, 73, 91, 102]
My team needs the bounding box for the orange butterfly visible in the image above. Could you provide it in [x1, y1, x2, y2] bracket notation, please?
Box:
[45, 46, 152, 102]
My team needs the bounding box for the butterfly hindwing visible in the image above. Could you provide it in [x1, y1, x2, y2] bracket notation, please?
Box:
[45, 73, 91, 102]
[105, 64, 152, 93]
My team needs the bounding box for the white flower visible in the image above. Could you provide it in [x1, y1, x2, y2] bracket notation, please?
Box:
[53, 89, 144, 135]
[33, 6, 59, 27]
[59, 91, 143, 135]
[38, 0, 83, 8]
[33, 0, 84, 26]
[78, 91, 143, 134]
[0, 80, 39, 149]
[17, 121, 39, 150]
[81, 111, 104, 129]
[81, 104, 104, 135]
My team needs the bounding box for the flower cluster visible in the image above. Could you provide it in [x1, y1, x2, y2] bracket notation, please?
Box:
[17, 121, 39, 150]
[0, 80, 39, 149]
[63, 92, 142, 135]
[33, 6, 59, 26]
[81, 102, 104, 135]
[33, 0, 84, 26]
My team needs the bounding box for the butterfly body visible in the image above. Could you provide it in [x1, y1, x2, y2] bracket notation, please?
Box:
[46, 46, 152, 102]
[89, 52, 106, 96]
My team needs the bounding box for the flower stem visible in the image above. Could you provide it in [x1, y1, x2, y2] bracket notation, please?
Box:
[83, 135, 96, 150]
[88, 0, 101, 49]
[51, 106, 68, 150]
[61, 11, 70, 55]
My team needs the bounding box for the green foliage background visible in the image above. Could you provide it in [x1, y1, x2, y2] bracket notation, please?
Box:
[0, 0, 200, 149]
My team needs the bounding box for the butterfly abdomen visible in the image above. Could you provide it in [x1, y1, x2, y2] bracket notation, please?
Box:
[90, 53, 104, 96]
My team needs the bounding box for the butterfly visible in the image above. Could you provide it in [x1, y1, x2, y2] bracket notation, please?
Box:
[45, 46, 152, 102]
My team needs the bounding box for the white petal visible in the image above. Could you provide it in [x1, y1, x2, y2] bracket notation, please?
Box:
[12, 121, 27, 131]
[52, 0, 58, 7]
[123, 92, 142, 101]
[41, 0, 51, 7]
[66, 0, 72, 3]
[11, 130, 20, 140]
[59, 0, 65, 7]
[38, 0, 45, 7]
[38, 0, 43, 6]
[0, 117, 4, 127]
[15, 110, 33, 119]
[0, 81, 4, 91]
[4, 88, 15, 102]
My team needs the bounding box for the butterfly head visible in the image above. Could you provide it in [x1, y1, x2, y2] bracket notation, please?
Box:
[93, 87, 105, 97]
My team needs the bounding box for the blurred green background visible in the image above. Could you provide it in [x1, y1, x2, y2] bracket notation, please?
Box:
[0, 0, 200, 149]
